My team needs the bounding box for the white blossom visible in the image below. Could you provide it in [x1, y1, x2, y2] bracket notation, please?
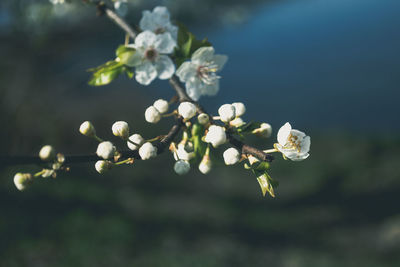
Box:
[174, 160, 190, 175]
[153, 99, 169, 114]
[127, 134, 145, 150]
[223, 148, 241, 165]
[205, 125, 227, 148]
[39, 145, 56, 161]
[96, 141, 116, 160]
[139, 142, 158, 160]
[178, 102, 197, 119]
[176, 46, 228, 100]
[218, 104, 236, 123]
[232, 102, 246, 117]
[139, 6, 178, 41]
[145, 106, 161, 124]
[199, 155, 212, 174]
[253, 123, 272, 138]
[126, 31, 176, 85]
[14, 173, 32, 191]
[49, 0, 65, 4]
[230, 117, 245, 127]
[95, 160, 113, 174]
[275, 122, 310, 161]
[79, 121, 96, 137]
[197, 113, 209, 125]
[112, 121, 129, 139]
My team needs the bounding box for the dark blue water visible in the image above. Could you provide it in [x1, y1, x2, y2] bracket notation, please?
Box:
[205, 0, 400, 132]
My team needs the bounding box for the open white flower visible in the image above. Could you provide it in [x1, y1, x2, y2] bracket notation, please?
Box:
[176, 47, 228, 100]
[139, 6, 178, 41]
[205, 125, 227, 148]
[275, 122, 310, 161]
[126, 31, 176, 85]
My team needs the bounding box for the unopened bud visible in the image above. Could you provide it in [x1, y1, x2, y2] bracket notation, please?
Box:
[223, 148, 241, 165]
[204, 125, 227, 148]
[153, 99, 169, 114]
[39, 145, 56, 161]
[197, 113, 209, 125]
[252, 123, 272, 138]
[178, 102, 197, 119]
[232, 102, 246, 117]
[199, 154, 212, 174]
[112, 121, 130, 139]
[174, 160, 190, 175]
[229, 117, 245, 127]
[139, 142, 158, 160]
[218, 104, 236, 122]
[79, 121, 96, 137]
[96, 141, 116, 159]
[145, 106, 161, 123]
[127, 134, 144, 150]
[13, 173, 32, 191]
[95, 160, 113, 174]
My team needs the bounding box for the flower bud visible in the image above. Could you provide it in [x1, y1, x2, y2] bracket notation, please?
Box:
[252, 123, 272, 138]
[174, 160, 190, 175]
[229, 117, 245, 127]
[95, 160, 113, 174]
[199, 155, 212, 174]
[178, 102, 197, 119]
[79, 121, 96, 137]
[153, 99, 169, 114]
[139, 142, 157, 160]
[13, 173, 32, 191]
[112, 121, 129, 139]
[96, 141, 116, 159]
[127, 134, 144, 150]
[223, 148, 241, 165]
[232, 102, 246, 117]
[197, 113, 209, 125]
[218, 104, 236, 123]
[145, 106, 161, 124]
[205, 125, 227, 148]
[39, 145, 56, 161]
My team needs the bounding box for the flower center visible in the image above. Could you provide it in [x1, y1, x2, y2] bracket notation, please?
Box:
[144, 48, 158, 61]
[154, 27, 166, 34]
[197, 63, 220, 85]
[286, 134, 302, 152]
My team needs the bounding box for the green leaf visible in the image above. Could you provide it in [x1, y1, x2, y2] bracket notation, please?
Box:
[124, 67, 134, 79]
[88, 60, 124, 86]
[253, 161, 270, 172]
[115, 45, 136, 66]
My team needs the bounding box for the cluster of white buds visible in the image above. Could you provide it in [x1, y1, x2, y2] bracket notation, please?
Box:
[217, 102, 246, 124]
[205, 125, 227, 148]
[178, 102, 197, 120]
[112, 121, 130, 140]
[145, 99, 169, 124]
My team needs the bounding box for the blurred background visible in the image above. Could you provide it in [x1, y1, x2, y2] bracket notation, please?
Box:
[1, 0, 400, 266]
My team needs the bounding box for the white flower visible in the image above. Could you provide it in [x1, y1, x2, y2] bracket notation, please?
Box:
[114, 0, 128, 17]
[95, 160, 113, 174]
[275, 122, 310, 161]
[232, 102, 246, 117]
[112, 121, 129, 139]
[178, 102, 197, 119]
[197, 113, 209, 125]
[139, 142, 158, 160]
[126, 31, 176, 85]
[39, 145, 56, 161]
[96, 141, 116, 160]
[139, 6, 178, 41]
[79, 121, 96, 137]
[199, 155, 212, 174]
[223, 148, 241, 165]
[49, 0, 65, 4]
[145, 106, 161, 123]
[218, 104, 236, 123]
[174, 160, 191, 175]
[252, 123, 272, 138]
[173, 143, 195, 161]
[205, 125, 227, 148]
[176, 47, 228, 100]
[230, 117, 245, 127]
[127, 134, 144, 150]
[14, 173, 32, 191]
[153, 99, 169, 114]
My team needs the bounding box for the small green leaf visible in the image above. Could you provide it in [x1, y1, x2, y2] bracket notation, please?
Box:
[253, 161, 270, 172]
[88, 60, 124, 86]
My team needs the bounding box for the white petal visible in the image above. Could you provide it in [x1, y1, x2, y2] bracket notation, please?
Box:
[185, 78, 202, 101]
[135, 31, 157, 49]
[166, 23, 178, 40]
[277, 122, 292, 145]
[135, 61, 157, 85]
[154, 32, 176, 54]
[139, 11, 157, 32]
[176, 62, 197, 82]
[155, 55, 175, 80]
[152, 6, 171, 26]
[213, 54, 228, 70]
[191, 46, 214, 64]
[124, 50, 143, 67]
[300, 136, 311, 154]
[201, 81, 219, 96]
